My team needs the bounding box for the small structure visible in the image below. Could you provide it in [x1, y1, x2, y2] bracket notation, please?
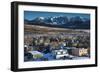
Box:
[28, 51, 43, 59]
[71, 48, 88, 56]
[52, 49, 70, 59]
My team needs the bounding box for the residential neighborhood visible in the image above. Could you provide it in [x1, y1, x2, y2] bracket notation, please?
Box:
[24, 25, 90, 61]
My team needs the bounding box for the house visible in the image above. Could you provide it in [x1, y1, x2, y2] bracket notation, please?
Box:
[28, 51, 43, 59]
[52, 49, 69, 59]
[71, 48, 89, 56]
[52, 49, 75, 59]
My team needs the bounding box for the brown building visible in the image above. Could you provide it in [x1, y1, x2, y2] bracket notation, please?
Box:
[71, 48, 89, 56]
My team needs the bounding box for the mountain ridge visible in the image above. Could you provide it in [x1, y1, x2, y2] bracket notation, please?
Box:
[24, 15, 90, 29]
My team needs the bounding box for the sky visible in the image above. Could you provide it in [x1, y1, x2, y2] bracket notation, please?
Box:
[24, 11, 90, 21]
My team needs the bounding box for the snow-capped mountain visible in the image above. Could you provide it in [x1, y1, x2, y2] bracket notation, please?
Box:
[32, 15, 69, 25]
[24, 15, 90, 29]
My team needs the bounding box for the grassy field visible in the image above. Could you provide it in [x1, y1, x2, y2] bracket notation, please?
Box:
[24, 24, 90, 34]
